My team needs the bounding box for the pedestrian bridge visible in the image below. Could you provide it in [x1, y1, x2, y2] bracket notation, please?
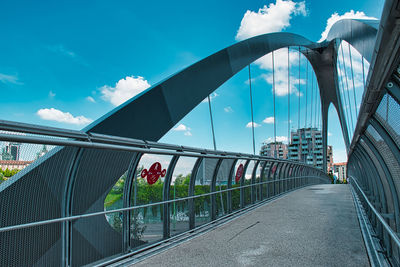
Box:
[132, 185, 369, 267]
[1, 0, 400, 266]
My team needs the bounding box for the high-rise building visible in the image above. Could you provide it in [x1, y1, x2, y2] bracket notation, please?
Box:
[288, 128, 332, 170]
[260, 142, 288, 159]
[1, 142, 21, 161]
[333, 162, 347, 182]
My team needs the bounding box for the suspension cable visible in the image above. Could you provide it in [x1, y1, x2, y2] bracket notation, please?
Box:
[305, 52, 308, 128]
[207, 95, 217, 150]
[314, 73, 318, 128]
[361, 56, 366, 91]
[348, 43, 358, 118]
[288, 47, 290, 144]
[317, 89, 321, 129]
[337, 42, 351, 136]
[311, 69, 314, 128]
[340, 42, 354, 133]
[248, 64, 255, 155]
[316, 77, 320, 130]
[272, 51, 276, 158]
[298, 46, 301, 130]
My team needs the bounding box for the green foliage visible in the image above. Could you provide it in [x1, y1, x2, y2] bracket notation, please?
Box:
[174, 174, 190, 185]
[0, 168, 20, 184]
[328, 173, 334, 184]
[104, 174, 126, 208]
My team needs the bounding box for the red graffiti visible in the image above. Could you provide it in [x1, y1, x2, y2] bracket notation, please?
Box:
[235, 164, 244, 183]
[141, 162, 166, 185]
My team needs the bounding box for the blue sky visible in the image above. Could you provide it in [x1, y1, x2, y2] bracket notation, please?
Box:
[0, 0, 384, 163]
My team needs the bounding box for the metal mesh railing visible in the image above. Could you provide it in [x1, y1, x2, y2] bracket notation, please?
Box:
[0, 120, 329, 267]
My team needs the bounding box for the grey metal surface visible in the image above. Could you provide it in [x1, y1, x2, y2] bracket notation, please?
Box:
[133, 185, 368, 267]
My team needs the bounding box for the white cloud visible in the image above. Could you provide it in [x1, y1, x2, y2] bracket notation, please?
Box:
[246, 122, 261, 128]
[263, 116, 275, 124]
[236, 0, 307, 41]
[86, 96, 96, 103]
[328, 132, 332, 136]
[49, 91, 56, 98]
[0, 73, 20, 84]
[255, 48, 299, 70]
[173, 123, 192, 136]
[256, 49, 305, 96]
[202, 92, 219, 103]
[224, 106, 234, 113]
[101, 76, 151, 106]
[337, 40, 369, 93]
[37, 108, 93, 125]
[174, 124, 189, 131]
[319, 10, 376, 42]
[264, 136, 288, 143]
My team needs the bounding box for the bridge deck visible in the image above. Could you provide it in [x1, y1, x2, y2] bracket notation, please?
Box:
[133, 184, 369, 266]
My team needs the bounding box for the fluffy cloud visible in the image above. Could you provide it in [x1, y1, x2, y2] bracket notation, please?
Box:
[256, 49, 305, 96]
[236, 0, 307, 41]
[263, 116, 275, 124]
[264, 136, 288, 143]
[224, 106, 234, 113]
[319, 10, 376, 42]
[101, 76, 151, 106]
[173, 123, 192, 136]
[37, 108, 93, 125]
[202, 92, 219, 103]
[246, 122, 261, 128]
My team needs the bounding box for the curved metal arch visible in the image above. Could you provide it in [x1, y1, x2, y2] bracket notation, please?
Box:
[84, 19, 378, 144]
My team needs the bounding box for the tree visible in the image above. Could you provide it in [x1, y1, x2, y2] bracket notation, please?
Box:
[174, 174, 190, 185]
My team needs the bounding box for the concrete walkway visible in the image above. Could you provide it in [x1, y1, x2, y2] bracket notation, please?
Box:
[134, 185, 369, 267]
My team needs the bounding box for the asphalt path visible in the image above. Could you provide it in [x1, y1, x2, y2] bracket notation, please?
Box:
[133, 184, 369, 267]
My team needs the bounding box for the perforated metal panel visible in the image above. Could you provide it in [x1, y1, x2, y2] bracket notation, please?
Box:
[70, 149, 134, 266]
[0, 144, 77, 266]
[366, 126, 400, 193]
[376, 93, 400, 148]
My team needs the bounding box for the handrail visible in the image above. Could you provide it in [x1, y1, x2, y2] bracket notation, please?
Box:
[0, 175, 325, 233]
[350, 176, 400, 248]
[0, 129, 325, 173]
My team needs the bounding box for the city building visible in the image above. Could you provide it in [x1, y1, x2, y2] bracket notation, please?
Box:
[333, 162, 347, 182]
[288, 127, 332, 171]
[1, 142, 21, 161]
[327, 145, 333, 172]
[260, 141, 288, 159]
